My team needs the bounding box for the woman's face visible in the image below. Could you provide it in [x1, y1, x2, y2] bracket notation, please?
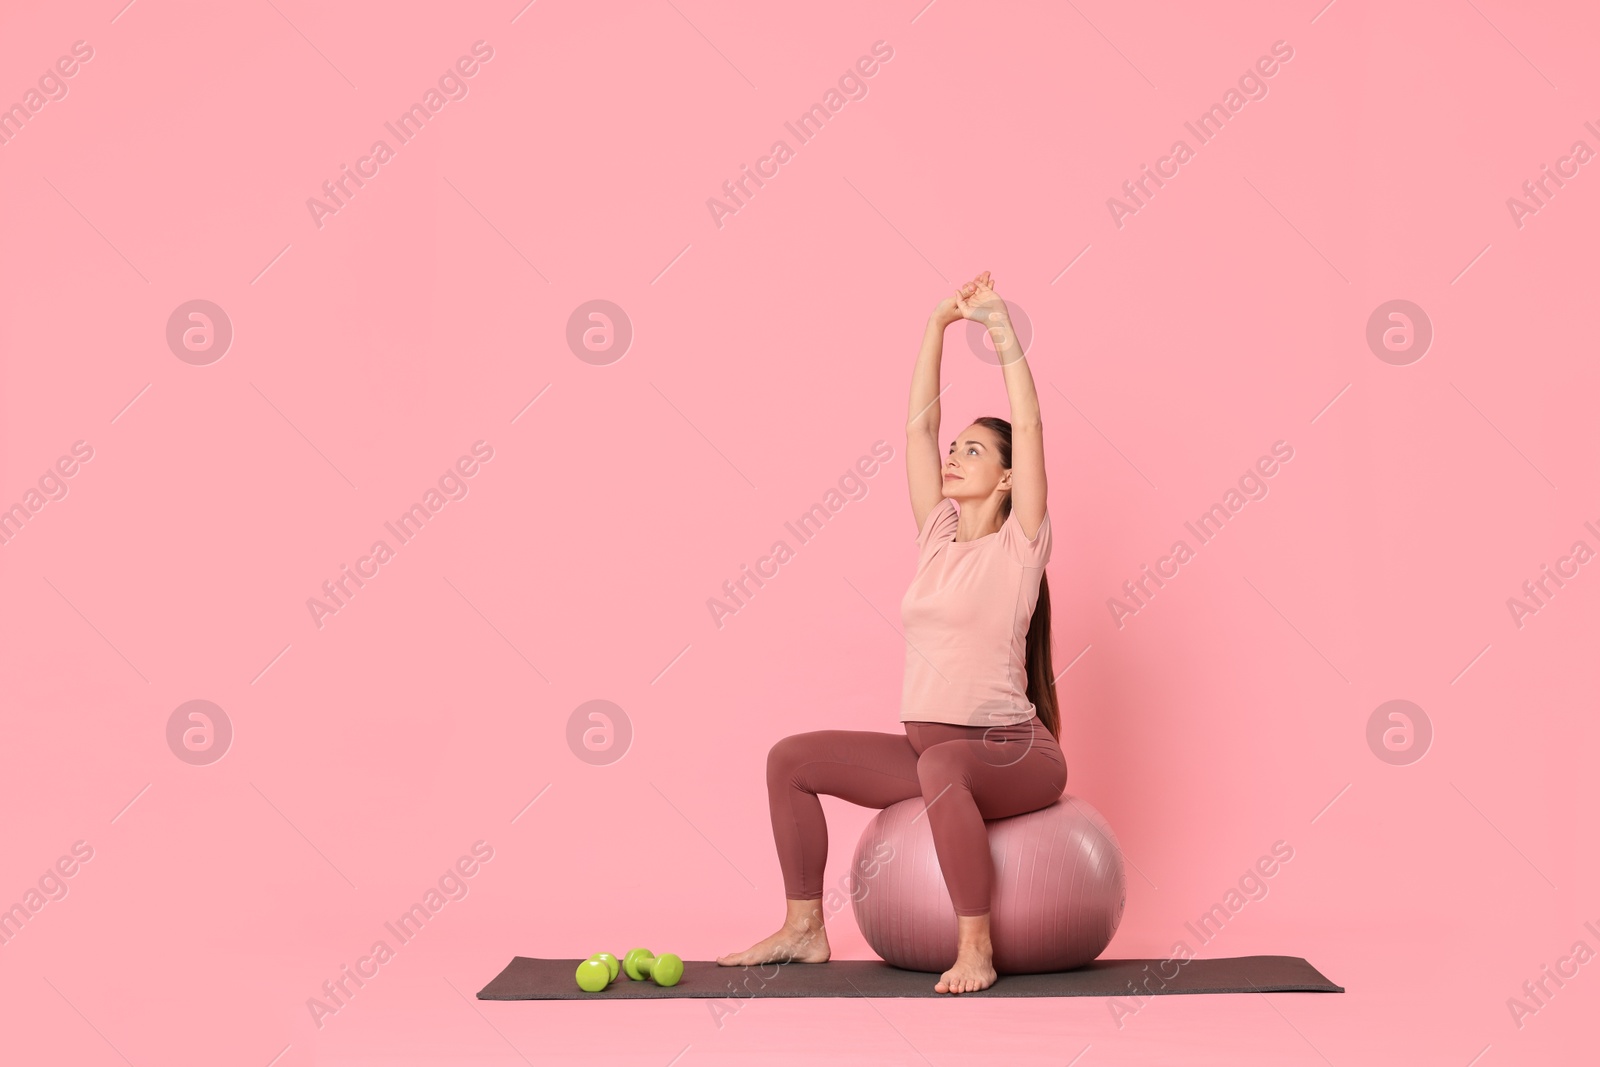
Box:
[942, 423, 1009, 501]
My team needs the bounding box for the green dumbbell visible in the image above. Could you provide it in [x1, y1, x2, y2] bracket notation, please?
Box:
[575, 952, 621, 992]
[623, 947, 684, 987]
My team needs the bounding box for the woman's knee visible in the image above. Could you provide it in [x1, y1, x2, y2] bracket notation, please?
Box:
[767, 734, 800, 776]
[915, 744, 968, 792]
[767, 732, 824, 782]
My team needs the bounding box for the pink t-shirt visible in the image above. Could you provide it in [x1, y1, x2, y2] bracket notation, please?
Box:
[899, 497, 1053, 726]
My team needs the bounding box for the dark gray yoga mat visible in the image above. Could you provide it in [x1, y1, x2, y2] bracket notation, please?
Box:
[477, 955, 1343, 1000]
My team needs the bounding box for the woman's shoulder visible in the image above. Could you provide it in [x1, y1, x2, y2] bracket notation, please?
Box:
[914, 497, 959, 549]
[998, 506, 1051, 565]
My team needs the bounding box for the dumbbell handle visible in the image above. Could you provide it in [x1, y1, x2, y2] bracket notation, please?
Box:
[625, 948, 683, 986]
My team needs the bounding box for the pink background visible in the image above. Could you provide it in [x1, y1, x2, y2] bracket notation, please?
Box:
[2, 0, 1597, 1064]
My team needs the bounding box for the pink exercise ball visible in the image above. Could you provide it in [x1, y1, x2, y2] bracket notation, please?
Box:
[850, 794, 1125, 974]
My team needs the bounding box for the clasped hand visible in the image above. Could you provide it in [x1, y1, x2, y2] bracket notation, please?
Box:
[932, 271, 1010, 330]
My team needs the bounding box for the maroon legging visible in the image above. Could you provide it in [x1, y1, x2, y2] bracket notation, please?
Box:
[766, 716, 1067, 917]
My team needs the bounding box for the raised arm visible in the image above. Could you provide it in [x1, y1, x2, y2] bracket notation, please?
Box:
[906, 282, 979, 532]
[957, 272, 1046, 540]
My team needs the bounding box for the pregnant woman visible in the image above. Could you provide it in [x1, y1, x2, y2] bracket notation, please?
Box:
[717, 271, 1065, 994]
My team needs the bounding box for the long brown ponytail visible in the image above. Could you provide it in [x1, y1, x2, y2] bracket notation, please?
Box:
[974, 416, 1059, 741]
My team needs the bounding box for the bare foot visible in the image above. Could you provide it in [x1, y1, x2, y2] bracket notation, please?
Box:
[716, 922, 831, 967]
[934, 944, 997, 994]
